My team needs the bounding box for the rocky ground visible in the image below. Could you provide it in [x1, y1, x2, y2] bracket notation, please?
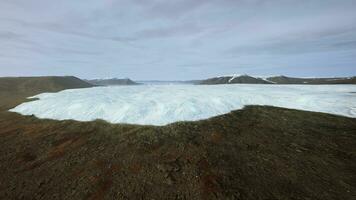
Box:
[0, 77, 355, 200]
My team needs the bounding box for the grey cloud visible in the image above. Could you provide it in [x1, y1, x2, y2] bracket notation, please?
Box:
[51, 47, 101, 56]
[144, 0, 208, 19]
[57, 59, 92, 64]
[134, 23, 204, 40]
[3, 40, 101, 57]
[0, 18, 136, 46]
[226, 25, 356, 55]
[1, 0, 356, 79]
[0, 31, 22, 40]
[332, 40, 356, 49]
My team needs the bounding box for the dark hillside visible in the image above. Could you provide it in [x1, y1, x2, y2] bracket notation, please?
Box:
[199, 75, 271, 84]
[0, 76, 93, 94]
[267, 76, 356, 84]
[0, 76, 93, 110]
[86, 78, 139, 86]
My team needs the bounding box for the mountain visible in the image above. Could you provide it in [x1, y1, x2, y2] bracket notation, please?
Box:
[137, 80, 196, 85]
[198, 75, 272, 84]
[198, 75, 356, 85]
[0, 76, 93, 110]
[0, 76, 93, 95]
[86, 78, 139, 86]
[267, 76, 356, 84]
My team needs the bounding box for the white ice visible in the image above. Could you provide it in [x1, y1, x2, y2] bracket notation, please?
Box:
[9, 84, 356, 126]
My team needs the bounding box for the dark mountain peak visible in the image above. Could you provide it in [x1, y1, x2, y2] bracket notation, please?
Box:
[267, 76, 356, 84]
[199, 74, 271, 85]
[86, 78, 139, 86]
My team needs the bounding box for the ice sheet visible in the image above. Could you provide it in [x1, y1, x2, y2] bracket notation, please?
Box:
[10, 84, 356, 125]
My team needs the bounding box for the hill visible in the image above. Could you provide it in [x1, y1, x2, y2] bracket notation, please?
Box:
[0, 76, 93, 110]
[267, 76, 356, 84]
[86, 78, 139, 86]
[199, 75, 271, 84]
[0, 76, 93, 95]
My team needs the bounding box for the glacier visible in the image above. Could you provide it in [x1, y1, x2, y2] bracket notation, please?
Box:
[9, 84, 356, 125]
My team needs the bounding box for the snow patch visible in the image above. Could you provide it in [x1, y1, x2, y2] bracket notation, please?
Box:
[258, 76, 276, 83]
[228, 75, 238, 83]
[10, 85, 356, 126]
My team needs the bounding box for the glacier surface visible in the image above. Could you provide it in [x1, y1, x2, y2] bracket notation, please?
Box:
[10, 84, 356, 125]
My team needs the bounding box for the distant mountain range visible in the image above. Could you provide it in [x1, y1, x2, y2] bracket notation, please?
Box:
[79, 75, 356, 85]
[85, 78, 140, 86]
[0, 76, 93, 94]
[198, 75, 356, 85]
[137, 80, 198, 85]
[2, 76, 354, 95]
[86, 79, 199, 85]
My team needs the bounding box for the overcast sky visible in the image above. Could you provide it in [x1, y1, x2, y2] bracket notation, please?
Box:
[1, 0, 356, 80]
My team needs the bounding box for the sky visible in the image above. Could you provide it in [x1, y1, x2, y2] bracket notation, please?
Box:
[0, 0, 356, 80]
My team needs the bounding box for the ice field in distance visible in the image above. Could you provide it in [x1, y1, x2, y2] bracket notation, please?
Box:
[10, 84, 356, 126]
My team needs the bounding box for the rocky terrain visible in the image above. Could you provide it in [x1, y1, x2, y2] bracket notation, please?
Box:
[0, 76, 93, 111]
[86, 78, 139, 86]
[0, 76, 93, 94]
[267, 75, 356, 84]
[199, 75, 271, 85]
[0, 76, 355, 200]
[198, 75, 356, 85]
